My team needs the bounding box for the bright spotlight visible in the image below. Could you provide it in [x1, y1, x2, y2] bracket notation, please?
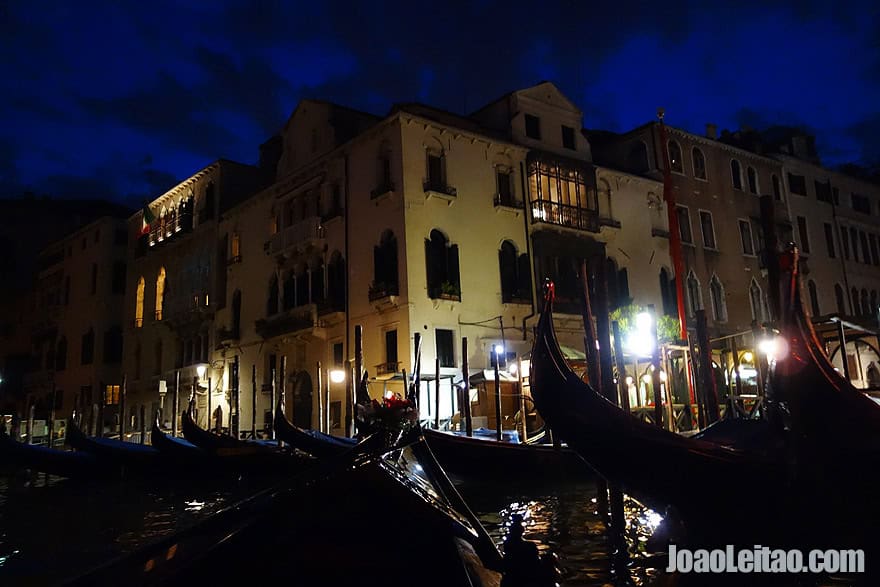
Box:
[758, 336, 788, 362]
[641, 374, 652, 385]
[508, 361, 518, 376]
[742, 351, 754, 363]
[659, 369, 667, 383]
[330, 369, 346, 383]
[196, 364, 207, 379]
[493, 344, 505, 355]
[635, 312, 652, 332]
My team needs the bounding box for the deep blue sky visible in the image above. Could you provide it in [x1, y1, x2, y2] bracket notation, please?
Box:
[2, 1, 878, 207]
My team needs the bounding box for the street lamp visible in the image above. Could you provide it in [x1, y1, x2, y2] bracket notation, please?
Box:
[329, 369, 346, 384]
[626, 312, 656, 358]
[196, 364, 207, 380]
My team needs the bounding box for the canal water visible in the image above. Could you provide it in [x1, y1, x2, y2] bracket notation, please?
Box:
[0, 471, 863, 586]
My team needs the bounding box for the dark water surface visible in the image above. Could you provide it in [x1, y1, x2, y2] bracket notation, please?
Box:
[0, 473, 272, 585]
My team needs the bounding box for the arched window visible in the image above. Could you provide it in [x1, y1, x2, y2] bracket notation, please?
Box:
[808, 280, 820, 317]
[267, 273, 279, 316]
[852, 287, 860, 316]
[55, 337, 68, 371]
[747, 166, 758, 194]
[731, 159, 743, 190]
[425, 229, 461, 300]
[282, 271, 295, 311]
[709, 275, 726, 322]
[835, 284, 847, 315]
[328, 252, 346, 309]
[372, 230, 399, 298]
[750, 279, 765, 322]
[668, 140, 683, 174]
[135, 277, 145, 327]
[772, 174, 782, 201]
[659, 268, 677, 317]
[296, 263, 309, 306]
[311, 258, 325, 303]
[692, 147, 706, 180]
[155, 267, 166, 320]
[686, 271, 703, 316]
[498, 241, 532, 303]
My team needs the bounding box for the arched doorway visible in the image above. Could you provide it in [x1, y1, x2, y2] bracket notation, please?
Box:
[292, 371, 313, 429]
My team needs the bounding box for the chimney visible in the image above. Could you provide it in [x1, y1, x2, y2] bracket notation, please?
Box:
[705, 123, 717, 140]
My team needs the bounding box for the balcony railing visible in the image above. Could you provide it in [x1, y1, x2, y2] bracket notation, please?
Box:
[494, 194, 521, 208]
[369, 282, 399, 301]
[375, 361, 400, 376]
[370, 182, 396, 199]
[423, 180, 457, 198]
[148, 210, 193, 248]
[216, 326, 240, 342]
[266, 217, 324, 255]
[530, 200, 599, 233]
[255, 306, 316, 339]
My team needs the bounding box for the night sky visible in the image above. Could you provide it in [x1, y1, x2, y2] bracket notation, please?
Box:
[2, 1, 878, 207]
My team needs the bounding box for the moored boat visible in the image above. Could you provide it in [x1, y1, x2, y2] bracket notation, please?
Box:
[0, 422, 106, 479]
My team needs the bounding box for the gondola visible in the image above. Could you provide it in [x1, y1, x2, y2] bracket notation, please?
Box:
[0, 421, 107, 479]
[65, 428, 514, 586]
[529, 285, 785, 521]
[272, 407, 355, 459]
[180, 408, 280, 455]
[421, 428, 588, 480]
[66, 415, 163, 470]
[151, 416, 314, 476]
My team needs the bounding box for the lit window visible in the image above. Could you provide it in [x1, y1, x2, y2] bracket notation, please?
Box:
[155, 267, 165, 320]
[135, 277, 145, 327]
[105, 385, 120, 405]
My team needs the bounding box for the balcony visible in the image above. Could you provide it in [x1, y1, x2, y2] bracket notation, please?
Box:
[530, 200, 599, 233]
[370, 182, 396, 200]
[148, 210, 193, 248]
[255, 305, 316, 339]
[265, 216, 325, 257]
[216, 326, 240, 345]
[368, 282, 399, 302]
[375, 361, 400, 376]
[424, 180, 457, 204]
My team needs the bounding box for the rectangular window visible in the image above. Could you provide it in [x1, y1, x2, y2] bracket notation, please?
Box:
[111, 262, 126, 295]
[427, 153, 444, 186]
[496, 170, 513, 204]
[561, 125, 576, 150]
[230, 233, 241, 260]
[823, 223, 836, 258]
[385, 329, 398, 366]
[788, 173, 807, 196]
[852, 193, 871, 214]
[796, 216, 810, 254]
[105, 385, 120, 405]
[860, 231, 870, 264]
[841, 227, 850, 259]
[435, 329, 455, 368]
[90, 264, 98, 295]
[870, 233, 879, 266]
[851, 229, 860, 262]
[815, 180, 832, 203]
[676, 205, 693, 244]
[739, 220, 755, 255]
[525, 114, 541, 140]
[333, 342, 344, 367]
[699, 211, 717, 250]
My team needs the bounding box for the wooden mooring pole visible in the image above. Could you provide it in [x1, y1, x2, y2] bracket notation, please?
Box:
[435, 357, 442, 430]
[118, 375, 126, 442]
[695, 310, 719, 424]
[462, 337, 472, 436]
[232, 355, 240, 439]
[251, 365, 257, 439]
[139, 405, 146, 445]
[172, 371, 180, 437]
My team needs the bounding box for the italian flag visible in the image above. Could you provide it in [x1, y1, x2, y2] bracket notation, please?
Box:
[140, 204, 156, 236]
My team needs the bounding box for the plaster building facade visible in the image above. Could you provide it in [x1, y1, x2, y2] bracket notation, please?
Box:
[20, 215, 128, 437]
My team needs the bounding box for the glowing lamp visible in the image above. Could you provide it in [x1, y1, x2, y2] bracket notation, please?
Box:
[493, 344, 504, 355]
[508, 361, 518, 376]
[196, 364, 207, 379]
[330, 369, 346, 383]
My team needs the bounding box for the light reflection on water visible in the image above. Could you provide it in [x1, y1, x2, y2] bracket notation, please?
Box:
[0, 473, 269, 585]
[460, 479, 670, 586]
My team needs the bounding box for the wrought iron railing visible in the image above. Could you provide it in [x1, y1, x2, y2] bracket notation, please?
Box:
[494, 194, 521, 208]
[530, 200, 599, 233]
[265, 217, 324, 255]
[375, 361, 400, 376]
[369, 282, 400, 301]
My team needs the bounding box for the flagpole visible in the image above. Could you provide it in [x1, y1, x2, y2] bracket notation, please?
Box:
[657, 109, 689, 340]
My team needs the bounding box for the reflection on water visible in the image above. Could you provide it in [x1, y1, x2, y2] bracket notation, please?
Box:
[461, 478, 670, 586]
[0, 473, 270, 585]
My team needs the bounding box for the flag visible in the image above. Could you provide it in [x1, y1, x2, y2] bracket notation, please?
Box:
[140, 204, 156, 236]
